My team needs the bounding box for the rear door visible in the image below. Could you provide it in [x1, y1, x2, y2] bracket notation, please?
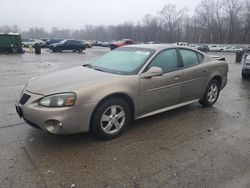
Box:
[65, 40, 73, 50]
[178, 49, 208, 102]
[139, 49, 183, 114]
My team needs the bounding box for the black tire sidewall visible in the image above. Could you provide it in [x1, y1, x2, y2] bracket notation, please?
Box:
[242, 70, 247, 79]
[92, 98, 131, 140]
[200, 79, 220, 107]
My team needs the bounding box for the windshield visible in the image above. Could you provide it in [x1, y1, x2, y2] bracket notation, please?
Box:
[91, 47, 155, 75]
[60, 40, 67, 43]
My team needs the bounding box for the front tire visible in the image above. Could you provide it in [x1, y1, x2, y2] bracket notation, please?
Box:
[199, 79, 220, 107]
[92, 98, 131, 140]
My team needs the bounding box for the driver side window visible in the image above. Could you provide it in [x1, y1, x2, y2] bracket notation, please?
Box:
[66, 40, 73, 45]
[148, 49, 179, 73]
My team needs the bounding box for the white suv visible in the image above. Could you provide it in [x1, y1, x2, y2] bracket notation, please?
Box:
[242, 54, 250, 79]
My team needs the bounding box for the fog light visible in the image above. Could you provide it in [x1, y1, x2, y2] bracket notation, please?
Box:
[44, 120, 63, 134]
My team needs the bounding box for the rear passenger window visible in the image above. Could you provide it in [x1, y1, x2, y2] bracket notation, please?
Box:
[197, 53, 204, 63]
[149, 49, 179, 73]
[179, 49, 199, 67]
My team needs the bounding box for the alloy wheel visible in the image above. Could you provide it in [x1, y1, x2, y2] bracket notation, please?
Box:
[207, 83, 218, 103]
[100, 105, 126, 134]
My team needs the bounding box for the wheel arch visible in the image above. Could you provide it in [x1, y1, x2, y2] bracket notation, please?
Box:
[211, 75, 222, 88]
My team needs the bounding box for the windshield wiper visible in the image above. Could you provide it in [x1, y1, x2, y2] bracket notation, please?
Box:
[83, 64, 105, 72]
[83, 64, 93, 69]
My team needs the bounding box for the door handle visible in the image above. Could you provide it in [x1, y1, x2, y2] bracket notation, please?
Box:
[174, 76, 180, 80]
[203, 69, 208, 73]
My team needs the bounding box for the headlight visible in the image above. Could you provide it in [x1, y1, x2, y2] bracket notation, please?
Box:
[38, 93, 76, 107]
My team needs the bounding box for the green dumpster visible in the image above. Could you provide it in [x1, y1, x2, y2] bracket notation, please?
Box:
[0, 33, 23, 53]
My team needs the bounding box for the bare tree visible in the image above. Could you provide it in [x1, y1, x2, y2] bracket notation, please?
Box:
[241, 0, 250, 43]
[158, 4, 187, 42]
[195, 0, 217, 42]
[223, 0, 243, 43]
[1, 0, 250, 44]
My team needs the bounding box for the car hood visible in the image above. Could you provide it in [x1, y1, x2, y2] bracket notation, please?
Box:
[25, 66, 121, 95]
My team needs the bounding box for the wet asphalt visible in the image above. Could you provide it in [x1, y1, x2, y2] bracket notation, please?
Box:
[0, 48, 249, 188]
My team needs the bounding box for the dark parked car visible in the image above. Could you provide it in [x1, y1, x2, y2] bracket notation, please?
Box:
[46, 39, 63, 47]
[48, 40, 86, 53]
[197, 45, 209, 53]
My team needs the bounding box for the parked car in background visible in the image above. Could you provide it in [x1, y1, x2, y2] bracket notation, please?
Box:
[48, 39, 86, 53]
[93, 41, 103, 46]
[209, 45, 224, 52]
[224, 46, 243, 53]
[242, 54, 250, 79]
[46, 39, 63, 47]
[145, 41, 155, 44]
[40, 38, 49, 43]
[36, 39, 46, 48]
[102, 42, 110, 47]
[80, 40, 93, 48]
[189, 44, 199, 48]
[84, 41, 93, 48]
[22, 39, 45, 47]
[197, 44, 209, 52]
[176, 42, 189, 46]
[110, 39, 135, 50]
[243, 47, 250, 53]
[16, 44, 228, 140]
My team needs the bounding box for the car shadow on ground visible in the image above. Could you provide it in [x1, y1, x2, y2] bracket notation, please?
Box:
[24, 102, 219, 149]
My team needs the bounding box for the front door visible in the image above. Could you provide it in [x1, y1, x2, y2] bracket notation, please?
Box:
[139, 49, 183, 115]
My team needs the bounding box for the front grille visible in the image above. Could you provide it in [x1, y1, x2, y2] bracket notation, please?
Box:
[19, 93, 31, 105]
[246, 63, 250, 66]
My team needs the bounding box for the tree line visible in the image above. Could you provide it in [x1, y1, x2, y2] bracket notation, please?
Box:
[1, 0, 250, 44]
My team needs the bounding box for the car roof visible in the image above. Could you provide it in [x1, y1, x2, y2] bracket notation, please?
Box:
[123, 44, 196, 52]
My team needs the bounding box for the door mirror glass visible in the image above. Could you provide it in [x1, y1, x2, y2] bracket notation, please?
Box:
[140, 67, 164, 78]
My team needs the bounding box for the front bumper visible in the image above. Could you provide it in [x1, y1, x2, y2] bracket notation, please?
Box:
[16, 91, 97, 134]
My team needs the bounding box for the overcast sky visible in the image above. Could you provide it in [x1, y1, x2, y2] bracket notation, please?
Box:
[0, 0, 199, 31]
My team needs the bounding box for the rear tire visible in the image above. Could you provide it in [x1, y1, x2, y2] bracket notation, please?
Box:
[242, 70, 247, 79]
[199, 79, 220, 107]
[91, 98, 131, 140]
[78, 49, 83, 53]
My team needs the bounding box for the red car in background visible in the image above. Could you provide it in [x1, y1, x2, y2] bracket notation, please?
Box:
[110, 39, 136, 50]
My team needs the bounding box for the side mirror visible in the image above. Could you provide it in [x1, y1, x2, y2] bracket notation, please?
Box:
[140, 67, 164, 79]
